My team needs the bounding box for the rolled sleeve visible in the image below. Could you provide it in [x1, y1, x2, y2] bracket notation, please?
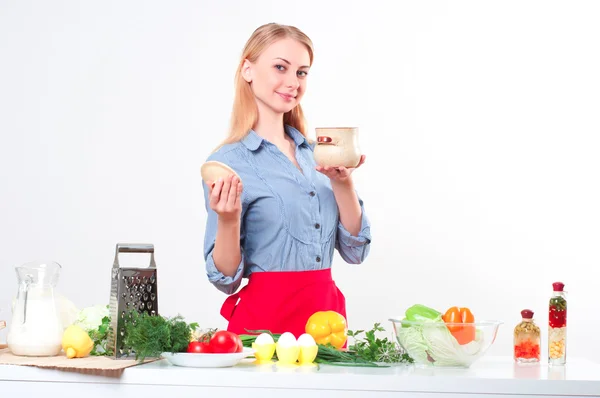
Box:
[202, 153, 246, 295]
[205, 244, 245, 295]
[336, 196, 372, 264]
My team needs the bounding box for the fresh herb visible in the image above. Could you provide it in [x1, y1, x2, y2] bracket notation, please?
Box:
[88, 315, 113, 356]
[239, 329, 282, 346]
[123, 311, 198, 362]
[314, 343, 383, 367]
[347, 323, 413, 364]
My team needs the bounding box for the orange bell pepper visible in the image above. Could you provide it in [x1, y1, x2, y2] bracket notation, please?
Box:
[442, 306, 476, 345]
[305, 311, 348, 349]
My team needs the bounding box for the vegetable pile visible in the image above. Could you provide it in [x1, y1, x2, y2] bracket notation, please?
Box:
[187, 329, 244, 354]
[395, 304, 485, 367]
[240, 320, 413, 367]
[72, 305, 414, 368]
[74, 305, 112, 356]
[68, 305, 200, 361]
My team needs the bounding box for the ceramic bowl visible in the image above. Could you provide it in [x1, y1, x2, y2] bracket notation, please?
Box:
[314, 127, 361, 168]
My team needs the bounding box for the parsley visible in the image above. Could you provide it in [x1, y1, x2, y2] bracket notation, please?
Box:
[348, 323, 413, 364]
[88, 315, 113, 356]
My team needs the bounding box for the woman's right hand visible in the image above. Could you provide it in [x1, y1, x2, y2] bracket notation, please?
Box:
[208, 174, 243, 223]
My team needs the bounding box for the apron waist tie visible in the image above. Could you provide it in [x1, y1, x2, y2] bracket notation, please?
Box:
[220, 288, 244, 321]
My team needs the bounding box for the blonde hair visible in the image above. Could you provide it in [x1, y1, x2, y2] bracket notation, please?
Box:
[214, 23, 314, 151]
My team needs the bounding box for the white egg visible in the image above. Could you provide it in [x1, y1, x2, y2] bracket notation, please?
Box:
[277, 332, 298, 347]
[297, 333, 316, 347]
[255, 333, 274, 345]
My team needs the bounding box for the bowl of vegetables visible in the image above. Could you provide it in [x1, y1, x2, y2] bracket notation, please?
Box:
[389, 304, 503, 368]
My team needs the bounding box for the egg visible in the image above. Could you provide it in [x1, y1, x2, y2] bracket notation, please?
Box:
[252, 333, 276, 364]
[297, 333, 318, 365]
[255, 333, 275, 345]
[277, 332, 298, 347]
[275, 332, 300, 365]
[297, 333, 316, 347]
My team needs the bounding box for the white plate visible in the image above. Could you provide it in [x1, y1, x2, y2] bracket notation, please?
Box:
[161, 347, 254, 368]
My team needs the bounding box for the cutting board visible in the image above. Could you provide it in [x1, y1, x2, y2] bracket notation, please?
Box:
[0, 346, 158, 377]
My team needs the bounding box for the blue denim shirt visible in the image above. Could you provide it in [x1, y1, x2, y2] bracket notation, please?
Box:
[202, 125, 372, 295]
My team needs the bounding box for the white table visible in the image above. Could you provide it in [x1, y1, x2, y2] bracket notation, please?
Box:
[1, 356, 599, 397]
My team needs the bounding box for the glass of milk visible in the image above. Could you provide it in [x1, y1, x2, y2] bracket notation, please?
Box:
[7, 260, 64, 357]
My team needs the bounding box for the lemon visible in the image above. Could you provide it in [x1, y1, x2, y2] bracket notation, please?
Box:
[62, 325, 94, 359]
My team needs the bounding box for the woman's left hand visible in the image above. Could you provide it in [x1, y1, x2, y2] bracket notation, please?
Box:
[316, 155, 366, 184]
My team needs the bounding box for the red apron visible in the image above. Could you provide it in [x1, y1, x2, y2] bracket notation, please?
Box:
[220, 268, 347, 339]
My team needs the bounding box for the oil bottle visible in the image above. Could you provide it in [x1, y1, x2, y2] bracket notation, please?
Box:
[548, 281, 567, 365]
[514, 309, 541, 363]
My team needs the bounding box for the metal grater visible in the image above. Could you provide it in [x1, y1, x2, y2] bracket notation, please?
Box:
[107, 243, 159, 359]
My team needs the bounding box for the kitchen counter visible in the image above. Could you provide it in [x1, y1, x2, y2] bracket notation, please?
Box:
[1, 353, 600, 397]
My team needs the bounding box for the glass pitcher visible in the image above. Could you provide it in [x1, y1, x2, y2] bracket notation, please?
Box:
[7, 260, 64, 356]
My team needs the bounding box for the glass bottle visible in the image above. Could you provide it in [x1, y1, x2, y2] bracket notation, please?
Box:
[514, 309, 541, 363]
[548, 281, 567, 365]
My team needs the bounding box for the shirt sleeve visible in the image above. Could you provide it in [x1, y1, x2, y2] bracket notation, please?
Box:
[202, 162, 247, 295]
[335, 194, 372, 264]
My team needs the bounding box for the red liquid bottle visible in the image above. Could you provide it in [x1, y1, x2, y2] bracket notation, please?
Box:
[548, 282, 567, 365]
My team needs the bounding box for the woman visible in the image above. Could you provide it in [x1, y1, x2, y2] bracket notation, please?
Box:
[202, 22, 372, 338]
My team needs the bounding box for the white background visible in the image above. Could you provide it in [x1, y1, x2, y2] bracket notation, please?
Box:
[1, 0, 599, 363]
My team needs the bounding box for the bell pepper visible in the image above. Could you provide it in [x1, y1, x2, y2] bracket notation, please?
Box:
[305, 311, 347, 349]
[442, 306, 476, 345]
[405, 304, 442, 322]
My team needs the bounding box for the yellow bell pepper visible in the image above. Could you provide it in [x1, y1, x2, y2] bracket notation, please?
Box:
[305, 311, 347, 349]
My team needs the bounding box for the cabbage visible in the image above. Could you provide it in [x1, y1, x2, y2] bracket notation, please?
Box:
[396, 317, 484, 367]
[73, 304, 110, 333]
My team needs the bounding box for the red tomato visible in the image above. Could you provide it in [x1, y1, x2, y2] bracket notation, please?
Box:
[187, 341, 211, 353]
[209, 331, 242, 354]
[236, 337, 244, 353]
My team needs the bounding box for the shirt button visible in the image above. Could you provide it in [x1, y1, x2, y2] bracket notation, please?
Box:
[309, 191, 316, 197]
[316, 256, 321, 262]
[315, 223, 320, 229]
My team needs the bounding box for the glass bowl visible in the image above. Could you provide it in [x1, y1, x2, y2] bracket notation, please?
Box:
[389, 318, 503, 368]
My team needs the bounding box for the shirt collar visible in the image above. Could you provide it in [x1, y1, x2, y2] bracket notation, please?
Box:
[241, 125, 310, 151]
[285, 125, 310, 148]
[240, 129, 263, 151]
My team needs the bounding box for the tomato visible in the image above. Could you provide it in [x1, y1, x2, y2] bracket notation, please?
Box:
[187, 341, 211, 353]
[209, 330, 243, 354]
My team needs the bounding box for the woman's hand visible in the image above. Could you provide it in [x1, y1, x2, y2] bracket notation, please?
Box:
[316, 155, 366, 185]
[208, 174, 243, 223]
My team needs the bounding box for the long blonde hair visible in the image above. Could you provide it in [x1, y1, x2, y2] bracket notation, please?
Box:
[215, 23, 314, 151]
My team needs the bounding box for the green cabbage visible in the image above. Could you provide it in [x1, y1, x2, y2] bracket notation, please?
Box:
[396, 316, 484, 367]
[73, 304, 110, 332]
